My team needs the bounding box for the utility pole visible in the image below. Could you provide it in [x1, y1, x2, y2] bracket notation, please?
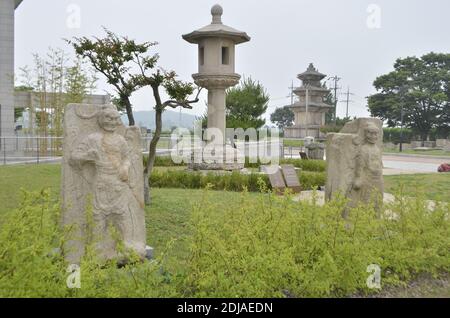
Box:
[340, 86, 354, 118]
[305, 84, 310, 138]
[288, 80, 295, 106]
[327, 76, 341, 123]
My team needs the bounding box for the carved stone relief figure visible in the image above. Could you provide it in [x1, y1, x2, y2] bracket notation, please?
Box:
[325, 118, 384, 218]
[61, 104, 146, 264]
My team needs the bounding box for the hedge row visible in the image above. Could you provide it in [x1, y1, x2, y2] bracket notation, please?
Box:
[150, 156, 326, 172]
[150, 169, 326, 192]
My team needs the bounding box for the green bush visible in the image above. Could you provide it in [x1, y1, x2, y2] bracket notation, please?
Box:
[148, 155, 327, 174]
[184, 187, 450, 297]
[280, 158, 326, 172]
[0, 190, 177, 297]
[150, 169, 326, 192]
[244, 157, 326, 172]
[150, 170, 270, 192]
[143, 155, 186, 168]
[0, 187, 448, 297]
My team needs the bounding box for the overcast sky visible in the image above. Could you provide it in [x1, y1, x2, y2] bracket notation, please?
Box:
[14, 0, 450, 123]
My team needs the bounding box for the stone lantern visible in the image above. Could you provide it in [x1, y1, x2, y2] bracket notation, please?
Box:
[183, 4, 250, 144]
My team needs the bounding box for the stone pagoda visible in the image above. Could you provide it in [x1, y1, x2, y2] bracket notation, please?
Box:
[284, 63, 333, 139]
[183, 4, 250, 170]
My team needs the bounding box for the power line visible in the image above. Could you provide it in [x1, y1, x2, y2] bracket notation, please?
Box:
[340, 86, 355, 118]
[327, 75, 341, 122]
[288, 80, 295, 106]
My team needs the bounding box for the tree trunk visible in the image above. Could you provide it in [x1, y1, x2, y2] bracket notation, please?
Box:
[144, 86, 164, 206]
[124, 97, 135, 126]
[143, 170, 150, 206]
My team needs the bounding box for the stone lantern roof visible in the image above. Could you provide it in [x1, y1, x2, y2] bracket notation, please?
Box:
[182, 4, 250, 44]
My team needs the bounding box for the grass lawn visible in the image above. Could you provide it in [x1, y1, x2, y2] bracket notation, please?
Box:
[384, 173, 450, 202]
[384, 148, 450, 157]
[283, 139, 304, 147]
[0, 164, 261, 274]
[0, 164, 449, 297]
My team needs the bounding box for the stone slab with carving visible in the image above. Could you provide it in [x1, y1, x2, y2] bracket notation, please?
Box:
[61, 103, 147, 264]
[281, 164, 301, 193]
[325, 118, 384, 216]
[262, 165, 286, 194]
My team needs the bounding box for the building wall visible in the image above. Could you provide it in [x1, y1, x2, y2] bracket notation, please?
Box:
[0, 0, 15, 139]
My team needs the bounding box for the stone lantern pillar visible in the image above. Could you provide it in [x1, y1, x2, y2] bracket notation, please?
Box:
[183, 4, 250, 144]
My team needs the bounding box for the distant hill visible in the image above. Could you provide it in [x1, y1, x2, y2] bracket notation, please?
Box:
[121, 110, 199, 131]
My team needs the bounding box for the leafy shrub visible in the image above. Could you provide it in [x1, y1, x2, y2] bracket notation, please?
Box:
[280, 158, 326, 172]
[143, 155, 186, 168]
[0, 190, 178, 297]
[150, 170, 326, 192]
[0, 186, 448, 297]
[148, 155, 327, 173]
[183, 186, 450, 297]
[150, 170, 270, 192]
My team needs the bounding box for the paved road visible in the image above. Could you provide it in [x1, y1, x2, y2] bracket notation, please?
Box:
[2, 147, 447, 176]
[383, 154, 445, 174]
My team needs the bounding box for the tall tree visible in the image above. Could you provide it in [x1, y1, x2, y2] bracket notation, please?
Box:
[368, 52, 450, 140]
[270, 106, 294, 130]
[225, 77, 269, 129]
[70, 30, 200, 205]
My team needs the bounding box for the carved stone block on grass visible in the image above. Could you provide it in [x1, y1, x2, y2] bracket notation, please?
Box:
[61, 104, 147, 264]
[326, 118, 384, 217]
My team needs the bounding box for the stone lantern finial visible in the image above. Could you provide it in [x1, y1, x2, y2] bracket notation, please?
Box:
[211, 4, 223, 24]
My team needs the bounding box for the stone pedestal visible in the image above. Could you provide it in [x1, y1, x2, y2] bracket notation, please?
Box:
[306, 143, 325, 160]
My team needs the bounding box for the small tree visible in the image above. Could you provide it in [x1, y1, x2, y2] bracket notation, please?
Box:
[270, 106, 294, 130]
[68, 29, 152, 126]
[70, 29, 201, 205]
[226, 77, 269, 129]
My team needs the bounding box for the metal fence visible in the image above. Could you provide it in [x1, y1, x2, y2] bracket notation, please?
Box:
[0, 135, 301, 165]
[0, 135, 177, 165]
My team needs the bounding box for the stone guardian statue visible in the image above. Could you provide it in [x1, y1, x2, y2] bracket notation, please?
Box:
[61, 104, 147, 264]
[325, 118, 384, 217]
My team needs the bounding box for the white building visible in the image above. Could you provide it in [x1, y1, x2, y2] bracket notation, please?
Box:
[0, 0, 22, 141]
